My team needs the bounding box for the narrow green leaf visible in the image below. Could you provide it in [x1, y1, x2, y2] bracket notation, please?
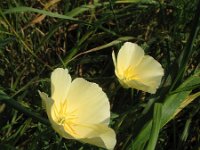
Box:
[181, 118, 191, 142]
[116, 0, 156, 3]
[146, 103, 162, 150]
[63, 31, 95, 66]
[128, 70, 200, 149]
[0, 90, 49, 126]
[85, 36, 135, 52]
[172, 92, 200, 119]
[170, 0, 200, 90]
[61, 36, 135, 68]
[65, 5, 95, 17]
[3, 6, 84, 23]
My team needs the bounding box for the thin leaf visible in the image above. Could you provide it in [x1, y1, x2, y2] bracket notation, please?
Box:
[0, 90, 49, 126]
[172, 92, 200, 118]
[3, 6, 82, 23]
[70, 36, 135, 61]
[128, 70, 200, 149]
[146, 103, 162, 150]
[170, 0, 200, 90]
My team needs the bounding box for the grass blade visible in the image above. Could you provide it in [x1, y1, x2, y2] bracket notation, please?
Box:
[146, 103, 162, 150]
[0, 90, 49, 126]
[128, 69, 200, 149]
[170, 0, 200, 90]
[70, 36, 135, 61]
[3, 7, 80, 22]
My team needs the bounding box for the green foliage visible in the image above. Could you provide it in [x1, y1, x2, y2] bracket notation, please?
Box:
[129, 70, 200, 149]
[0, 0, 200, 149]
[146, 103, 162, 150]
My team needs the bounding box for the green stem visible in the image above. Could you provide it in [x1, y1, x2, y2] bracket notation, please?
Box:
[0, 91, 50, 126]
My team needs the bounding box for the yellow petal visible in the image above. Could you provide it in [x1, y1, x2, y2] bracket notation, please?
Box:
[38, 91, 56, 122]
[112, 51, 117, 68]
[39, 91, 74, 139]
[67, 78, 110, 125]
[51, 68, 71, 103]
[51, 123, 74, 139]
[125, 79, 154, 93]
[117, 42, 144, 76]
[132, 55, 164, 93]
[76, 124, 116, 150]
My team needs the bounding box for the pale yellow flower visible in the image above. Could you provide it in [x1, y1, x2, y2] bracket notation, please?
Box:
[112, 42, 164, 94]
[39, 68, 116, 149]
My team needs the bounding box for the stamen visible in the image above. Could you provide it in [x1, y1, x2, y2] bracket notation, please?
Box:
[55, 103, 79, 136]
[123, 67, 138, 81]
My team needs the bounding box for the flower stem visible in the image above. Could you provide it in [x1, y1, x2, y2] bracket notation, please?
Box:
[0, 90, 50, 126]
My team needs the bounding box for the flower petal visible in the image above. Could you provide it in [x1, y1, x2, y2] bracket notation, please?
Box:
[131, 55, 164, 93]
[67, 78, 110, 125]
[117, 42, 144, 75]
[77, 124, 116, 150]
[51, 68, 71, 103]
[126, 79, 154, 93]
[38, 91, 55, 121]
[52, 123, 74, 139]
[112, 51, 117, 68]
[39, 91, 74, 139]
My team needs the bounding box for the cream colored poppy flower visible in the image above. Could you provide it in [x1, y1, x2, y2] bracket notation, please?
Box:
[112, 42, 164, 94]
[39, 68, 116, 149]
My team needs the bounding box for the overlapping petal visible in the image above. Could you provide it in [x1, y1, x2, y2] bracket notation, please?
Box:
[67, 78, 110, 125]
[79, 124, 116, 150]
[51, 68, 71, 103]
[117, 42, 144, 75]
[38, 91, 55, 122]
[39, 91, 73, 139]
[132, 55, 164, 93]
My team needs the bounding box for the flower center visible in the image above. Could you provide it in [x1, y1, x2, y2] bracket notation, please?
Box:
[55, 102, 78, 136]
[123, 67, 138, 81]
[58, 117, 66, 125]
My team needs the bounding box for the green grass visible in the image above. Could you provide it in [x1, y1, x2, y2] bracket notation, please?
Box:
[0, 0, 200, 149]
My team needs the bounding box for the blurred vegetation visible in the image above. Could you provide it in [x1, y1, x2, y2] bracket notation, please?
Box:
[0, 0, 200, 150]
